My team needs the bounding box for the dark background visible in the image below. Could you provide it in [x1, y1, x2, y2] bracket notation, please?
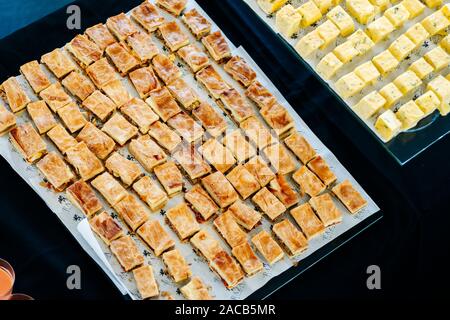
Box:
[0, 0, 449, 300]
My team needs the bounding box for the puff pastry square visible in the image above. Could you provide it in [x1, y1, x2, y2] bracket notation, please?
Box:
[133, 176, 168, 211]
[213, 211, 247, 248]
[57, 102, 87, 133]
[202, 31, 231, 63]
[290, 203, 325, 240]
[82, 90, 116, 122]
[240, 116, 275, 149]
[133, 265, 159, 299]
[264, 143, 297, 175]
[167, 112, 204, 143]
[223, 129, 256, 163]
[184, 184, 218, 221]
[110, 235, 144, 272]
[128, 134, 167, 172]
[146, 87, 181, 122]
[199, 138, 236, 173]
[252, 187, 286, 221]
[167, 78, 200, 110]
[91, 172, 127, 206]
[105, 152, 142, 187]
[132, 2, 165, 32]
[227, 200, 262, 231]
[138, 220, 175, 256]
[192, 101, 227, 138]
[268, 175, 299, 208]
[232, 242, 263, 276]
[332, 180, 367, 214]
[20, 60, 51, 93]
[61, 71, 95, 101]
[180, 277, 212, 300]
[106, 13, 138, 41]
[86, 58, 117, 89]
[106, 42, 140, 76]
[89, 211, 123, 245]
[148, 121, 181, 152]
[129, 66, 161, 99]
[307, 155, 336, 186]
[196, 65, 230, 99]
[102, 79, 132, 108]
[226, 165, 260, 200]
[37, 151, 75, 191]
[210, 250, 244, 289]
[151, 54, 182, 85]
[158, 21, 190, 52]
[162, 249, 191, 282]
[66, 142, 104, 181]
[85, 23, 117, 51]
[182, 8, 211, 39]
[154, 161, 183, 197]
[0, 103, 16, 135]
[190, 229, 222, 261]
[9, 122, 47, 163]
[1, 77, 31, 113]
[27, 100, 57, 134]
[41, 49, 76, 79]
[251, 230, 284, 265]
[120, 97, 159, 134]
[40, 82, 72, 113]
[293, 166, 326, 197]
[244, 156, 275, 188]
[201, 171, 239, 208]
[46, 124, 77, 154]
[219, 88, 255, 124]
[166, 202, 200, 240]
[67, 34, 102, 68]
[309, 193, 343, 227]
[178, 44, 210, 73]
[245, 81, 277, 109]
[272, 219, 308, 257]
[261, 103, 294, 138]
[284, 132, 316, 164]
[224, 56, 257, 87]
[126, 32, 160, 63]
[114, 194, 149, 231]
[102, 113, 138, 146]
[156, 0, 187, 16]
[172, 144, 211, 181]
[66, 180, 102, 217]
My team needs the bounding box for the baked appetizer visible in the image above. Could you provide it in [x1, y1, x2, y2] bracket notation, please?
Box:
[202, 31, 231, 63]
[172, 144, 211, 182]
[243, 156, 275, 187]
[120, 97, 159, 134]
[192, 101, 227, 138]
[131, 2, 165, 32]
[268, 175, 299, 208]
[27, 100, 57, 134]
[226, 165, 260, 200]
[196, 65, 230, 99]
[190, 229, 222, 261]
[240, 116, 275, 149]
[133, 265, 159, 299]
[151, 54, 182, 85]
[1, 77, 31, 113]
[224, 56, 257, 87]
[219, 88, 255, 124]
[209, 250, 244, 289]
[227, 200, 262, 231]
[162, 249, 191, 282]
[110, 236, 144, 272]
[41, 49, 76, 79]
[180, 277, 212, 300]
[89, 211, 123, 245]
[146, 87, 181, 122]
[292, 166, 326, 197]
[114, 194, 149, 231]
[307, 156, 336, 187]
[263, 143, 297, 175]
[261, 103, 294, 138]
[57, 102, 87, 133]
[129, 66, 161, 99]
[156, 0, 187, 17]
[39, 82, 72, 112]
[36, 152, 75, 191]
[0, 103, 16, 135]
[290, 203, 325, 240]
[182, 8, 212, 39]
[20, 60, 51, 93]
[199, 138, 236, 173]
[272, 219, 308, 257]
[66, 142, 104, 181]
[77, 123, 115, 160]
[252, 187, 286, 221]
[284, 132, 316, 164]
[81, 90, 116, 122]
[148, 121, 181, 152]
[213, 211, 247, 248]
[158, 21, 190, 52]
[105, 152, 142, 187]
[106, 13, 138, 41]
[66, 180, 103, 217]
[245, 81, 277, 109]
[167, 112, 204, 143]
[66, 34, 102, 68]
[165, 202, 200, 240]
[46, 124, 77, 154]
[184, 184, 218, 221]
[222, 129, 256, 163]
[178, 44, 210, 73]
[102, 113, 138, 146]
[85, 23, 117, 51]
[332, 180, 367, 214]
[201, 171, 239, 208]
[128, 134, 167, 172]
[9, 122, 47, 163]
[137, 220, 175, 256]
[61, 71, 95, 102]
[126, 32, 160, 63]
[251, 230, 284, 265]
[133, 176, 168, 211]
[167, 78, 200, 110]
[86, 58, 117, 89]
[91, 172, 127, 206]
[309, 193, 343, 227]
[231, 242, 263, 276]
[154, 161, 183, 197]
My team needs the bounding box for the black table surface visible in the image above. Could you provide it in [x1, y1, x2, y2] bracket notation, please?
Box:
[0, 0, 449, 300]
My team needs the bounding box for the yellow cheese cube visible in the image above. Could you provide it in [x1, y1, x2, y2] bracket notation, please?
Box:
[335, 72, 366, 98]
[312, 0, 334, 14]
[327, 6, 355, 36]
[348, 29, 374, 55]
[367, 16, 395, 43]
[427, 75, 450, 115]
[379, 83, 403, 106]
[333, 41, 360, 63]
[317, 52, 344, 79]
[401, 0, 425, 18]
[408, 58, 434, 79]
[375, 110, 402, 141]
[317, 20, 340, 48]
[297, 1, 322, 28]
[440, 35, 450, 53]
[355, 61, 380, 84]
[275, 5, 302, 38]
[346, 0, 377, 24]
[353, 91, 386, 119]
[423, 0, 442, 8]
[421, 11, 450, 36]
[384, 4, 410, 28]
[424, 46, 450, 71]
[393, 70, 422, 95]
[388, 35, 415, 61]
[442, 4, 450, 17]
[415, 90, 439, 115]
[368, 0, 390, 11]
[372, 50, 399, 75]
[295, 30, 324, 57]
[395, 101, 425, 130]
[257, 0, 289, 14]
[404, 23, 429, 47]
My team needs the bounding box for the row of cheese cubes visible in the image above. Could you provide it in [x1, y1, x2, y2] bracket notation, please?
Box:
[374, 74, 450, 140]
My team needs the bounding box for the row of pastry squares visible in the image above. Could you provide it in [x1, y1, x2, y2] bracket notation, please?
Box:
[0, 0, 367, 300]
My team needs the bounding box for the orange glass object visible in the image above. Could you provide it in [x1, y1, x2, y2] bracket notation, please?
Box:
[0, 259, 15, 300]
